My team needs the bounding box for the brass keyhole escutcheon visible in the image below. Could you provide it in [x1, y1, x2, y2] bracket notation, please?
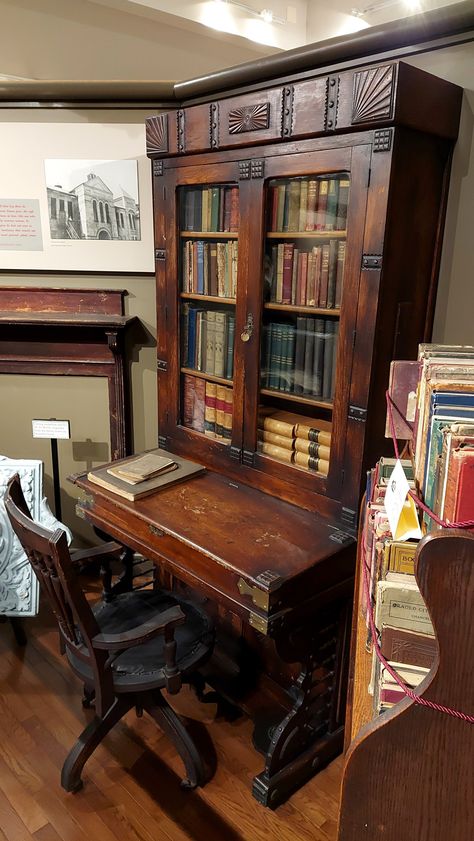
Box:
[241, 313, 254, 343]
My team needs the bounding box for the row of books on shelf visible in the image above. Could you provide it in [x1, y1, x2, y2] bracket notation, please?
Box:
[183, 375, 233, 440]
[182, 185, 239, 233]
[266, 240, 345, 308]
[182, 304, 235, 380]
[364, 343, 474, 716]
[258, 409, 332, 476]
[261, 318, 338, 401]
[268, 175, 349, 233]
[386, 343, 474, 529]
[362, 456, 434, 715]
[182, 240, 238, 298]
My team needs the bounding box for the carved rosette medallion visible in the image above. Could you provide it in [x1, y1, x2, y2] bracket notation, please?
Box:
[146, 114, 169, 155]
[352, 64, 394, 124]
[229, 103, 270, 134]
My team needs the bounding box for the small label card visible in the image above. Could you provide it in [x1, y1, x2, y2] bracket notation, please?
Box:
[32, 419, 70, 439]
[384, 458, 422, 541]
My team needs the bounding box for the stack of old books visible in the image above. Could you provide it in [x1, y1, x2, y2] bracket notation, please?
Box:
[257, 409, 332, 475]
[87, 449, 204, 501]
[364, 342, 474, 715]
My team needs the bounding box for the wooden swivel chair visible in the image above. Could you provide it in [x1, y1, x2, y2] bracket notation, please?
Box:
[5, 473, 215, 793]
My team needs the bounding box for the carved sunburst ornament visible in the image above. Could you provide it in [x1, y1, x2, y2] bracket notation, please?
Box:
[229, 103, 270, 134]
[146, 114, 169, 154]
[352, 65, 394, 124]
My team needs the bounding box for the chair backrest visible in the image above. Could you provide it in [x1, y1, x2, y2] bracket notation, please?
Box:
[4, 474, 102, 658]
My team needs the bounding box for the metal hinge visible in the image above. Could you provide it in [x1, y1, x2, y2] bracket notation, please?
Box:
[155, 248, 166, 261]
[362, 254, 382, 270]
[242, 449, 256, 467]
[230, 445, 242, 462]
[158, 434, 167, 449]
[248, 612, 269, 635]
[328, 527, 353, 545]
[157, 359, 168, 372]
[341, 507, 358, 529]
[348, 405, 367, 422]
[237, 578, 270, 611]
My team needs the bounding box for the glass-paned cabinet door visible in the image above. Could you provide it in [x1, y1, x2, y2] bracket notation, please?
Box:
[178, 182, 239, 443]
[259, 172, 350, 477]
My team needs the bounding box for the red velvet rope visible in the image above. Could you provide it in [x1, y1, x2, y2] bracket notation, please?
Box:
[362, 392, 474, 723]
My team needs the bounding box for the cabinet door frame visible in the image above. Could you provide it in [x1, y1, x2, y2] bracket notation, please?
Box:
[241, 144, 371, 503]
[155, 160, 248, 468]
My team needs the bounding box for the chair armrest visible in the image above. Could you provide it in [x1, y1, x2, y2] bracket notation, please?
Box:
[91, 605, 185, 651]
[70, 541, 124, 567]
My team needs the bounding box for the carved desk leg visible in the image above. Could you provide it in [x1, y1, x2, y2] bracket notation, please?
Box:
[252, 597, 352, 808]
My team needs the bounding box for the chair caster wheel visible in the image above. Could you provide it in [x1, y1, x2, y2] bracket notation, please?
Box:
[180, 777, 197, 790]
[64, 779, 84, 794]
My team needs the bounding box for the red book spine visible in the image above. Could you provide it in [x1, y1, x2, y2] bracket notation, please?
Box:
[300, 252, 308, 306]
[229, 187, 239, 232]
[282, 243, 294, 304]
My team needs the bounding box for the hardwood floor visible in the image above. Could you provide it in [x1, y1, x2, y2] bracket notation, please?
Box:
[0, 603, 343, 841]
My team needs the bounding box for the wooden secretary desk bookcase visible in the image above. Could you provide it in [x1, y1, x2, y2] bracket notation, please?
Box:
[76, 59, 461, 807]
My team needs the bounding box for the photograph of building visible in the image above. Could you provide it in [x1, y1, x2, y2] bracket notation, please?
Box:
[45, 159, 140, 240]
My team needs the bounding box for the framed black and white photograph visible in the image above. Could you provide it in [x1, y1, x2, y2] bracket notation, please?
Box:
[0, 119, 153, 272]
[44, 159, 140, 242]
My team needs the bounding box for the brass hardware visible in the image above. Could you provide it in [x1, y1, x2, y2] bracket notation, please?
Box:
[240, 313, 254, 343]
[75, 493, 94, 520]
[248, 612, 268, 635]
[149, 524, 165, 537]
[237, 577, 270, 611]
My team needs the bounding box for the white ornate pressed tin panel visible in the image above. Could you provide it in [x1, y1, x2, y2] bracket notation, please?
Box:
[0, 456, 72, 617]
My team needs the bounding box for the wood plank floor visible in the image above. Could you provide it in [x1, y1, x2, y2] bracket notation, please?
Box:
[0, 603, 343, 841]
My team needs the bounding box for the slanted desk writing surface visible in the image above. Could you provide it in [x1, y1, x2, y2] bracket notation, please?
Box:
[73, 468, 355, 806]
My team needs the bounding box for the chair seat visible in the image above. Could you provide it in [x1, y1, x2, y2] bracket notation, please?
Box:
[66, 589, 213, 692]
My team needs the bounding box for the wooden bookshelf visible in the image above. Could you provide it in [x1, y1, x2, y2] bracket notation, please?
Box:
[180, 231, 238, 239]
[264, 303, 340, 316]
[181, 367, 233, 387]
[260, 387, 333, 410]
[180, 293, 236, 304]
[266, 230, 346, 239]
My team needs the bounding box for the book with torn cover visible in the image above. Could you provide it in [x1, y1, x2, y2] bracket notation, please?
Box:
[107, 452, 177, 484]
[88, 449, 205, 501]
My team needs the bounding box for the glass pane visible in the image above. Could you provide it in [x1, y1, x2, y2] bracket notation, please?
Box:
[178, 183, 239, 442]
[258, 172, 349, 477]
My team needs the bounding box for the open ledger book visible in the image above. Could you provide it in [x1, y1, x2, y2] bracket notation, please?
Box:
[87, 449, 205, 500]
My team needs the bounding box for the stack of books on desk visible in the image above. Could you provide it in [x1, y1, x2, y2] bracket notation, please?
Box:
[87, 449, 205, 501]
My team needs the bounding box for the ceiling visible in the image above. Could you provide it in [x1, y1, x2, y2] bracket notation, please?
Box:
[0, 0, 468, 82]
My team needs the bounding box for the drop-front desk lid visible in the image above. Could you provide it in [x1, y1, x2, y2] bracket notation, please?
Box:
[72, 469, 355, 637]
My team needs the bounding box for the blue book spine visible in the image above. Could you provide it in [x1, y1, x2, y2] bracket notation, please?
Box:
[187, 308, 197, 369]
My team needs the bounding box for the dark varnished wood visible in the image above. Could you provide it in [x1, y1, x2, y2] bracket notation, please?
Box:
[338, 530, 474, 841]
[141, 56, 462, 805]
[0, 287, 136, 459]
[5, 475, 214, 794]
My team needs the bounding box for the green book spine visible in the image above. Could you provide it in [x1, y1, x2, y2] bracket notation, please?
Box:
[303, 318, 315, 395]
[210, 187, 220, 232]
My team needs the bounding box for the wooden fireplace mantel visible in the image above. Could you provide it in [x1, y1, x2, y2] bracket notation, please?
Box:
[0, 287, 137, 459]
